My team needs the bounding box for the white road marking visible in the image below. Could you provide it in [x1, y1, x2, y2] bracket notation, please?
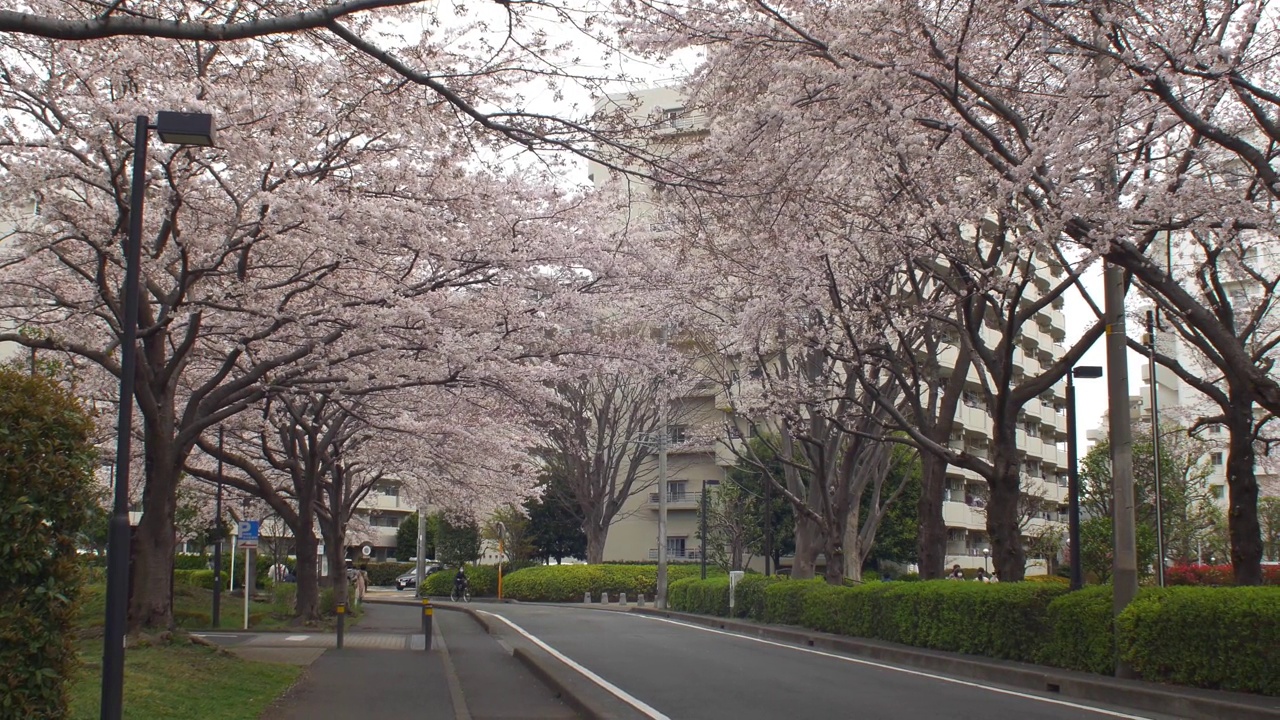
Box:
[632, 615, 1157, 720]
[475, 611, 671, 720]
[191, 633, 238, 638]
[284, 635, 310, 642]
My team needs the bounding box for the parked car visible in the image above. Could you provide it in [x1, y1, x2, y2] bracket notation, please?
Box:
[396, 565, 440, 591]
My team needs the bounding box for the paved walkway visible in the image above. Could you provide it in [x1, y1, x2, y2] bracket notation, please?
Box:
[239, 601, 573, 719]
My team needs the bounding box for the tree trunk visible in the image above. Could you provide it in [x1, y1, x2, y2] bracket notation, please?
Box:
[986, 457, 1027, 582]
[1226, 394, 1263, 585]
[128, 458, 180, 631]
[842, 521, 863, 584]
[584, 521, 606, 564]
[917, 453, 948, 579]
[293, 527, 320, 621]
[790, 515, 822, 579]
[320, 520, 349, 608]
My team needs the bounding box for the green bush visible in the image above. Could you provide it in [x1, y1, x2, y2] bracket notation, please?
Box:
[1117, 586, 1280, 695]
[354, 561, 415, 587]
[684, 577, 732, 616]
[667, 577, 698, 611]
[763, 578, 829, 625]
[174, 553, 210, 570]
[502, 564, 714, 603]
[1039, 585, 1121, 674]
[733, 575, 783, 620]
[422, 565, 506, 597]
[0, 368, 97, 719]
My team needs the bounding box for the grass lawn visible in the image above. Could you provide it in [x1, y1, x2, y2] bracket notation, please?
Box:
[67, 640, 301, 720]
[77, 583, 354, 632]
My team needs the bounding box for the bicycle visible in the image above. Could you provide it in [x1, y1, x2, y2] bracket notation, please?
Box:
[450, 585, 471, 603]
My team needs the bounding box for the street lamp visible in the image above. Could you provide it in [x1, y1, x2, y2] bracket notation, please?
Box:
[101, 111, 214, 720]
[982, 547, 990, 574]
[1067, 365, 1104, 591]
[700, 480, 720, 580]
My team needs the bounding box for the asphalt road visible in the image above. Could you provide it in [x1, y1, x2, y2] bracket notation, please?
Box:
[475, 604, 1182, 720]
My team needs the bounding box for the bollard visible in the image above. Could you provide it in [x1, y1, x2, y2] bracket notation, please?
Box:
[599, 592, 608, 604]
[637, 594, 646, 607]
[336, 603, 346, 650]
[620, 592, 627, 605]
[422, 598, 433, 651]
[584, 591, 591, 604]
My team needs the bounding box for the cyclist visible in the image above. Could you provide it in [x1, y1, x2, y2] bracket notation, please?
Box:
[453, 566, 469, 600]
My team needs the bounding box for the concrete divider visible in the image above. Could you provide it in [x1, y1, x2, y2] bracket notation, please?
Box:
[630, 608, 1280, 720]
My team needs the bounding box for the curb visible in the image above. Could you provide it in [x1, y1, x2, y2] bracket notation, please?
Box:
[440, 604, 647, 720]
[631, 608, 1280, 720]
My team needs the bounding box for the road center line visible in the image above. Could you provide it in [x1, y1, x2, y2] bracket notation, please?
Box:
[475, 610, 671, 720]
[631, 615, 1155, 720]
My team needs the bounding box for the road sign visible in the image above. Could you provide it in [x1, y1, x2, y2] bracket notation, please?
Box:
[237, 520, 259, 549]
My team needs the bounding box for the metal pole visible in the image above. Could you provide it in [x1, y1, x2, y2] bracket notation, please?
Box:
[421, 598, 432, 650]
[1105, 261, 1139, 678]
[700, 485, 708, 580]
[243, 545, 251, 630]
[763, 472, 773, 576]
[213, 427, 223, 628]
[1067, 373, 1082, 591]
[100, 114, 148, 720]
[656, 407, 669, 610]
[1147, 310, 1165, 587]
[336, 603, 346, 649]
[416, 507, 426, 595]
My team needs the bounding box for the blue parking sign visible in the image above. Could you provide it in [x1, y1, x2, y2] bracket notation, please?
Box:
[237, 520, 259, 548]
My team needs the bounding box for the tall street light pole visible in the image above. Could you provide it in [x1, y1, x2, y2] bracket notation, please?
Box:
[100, 112, 214, 720]
[1104, 261, 1139, 679]
[1145, 310, 1166, 587]
[1067, 365, 1103, 591]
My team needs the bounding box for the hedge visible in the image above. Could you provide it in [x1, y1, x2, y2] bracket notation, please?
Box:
[353, 561, 415, 587]
[0, 368, 97, 719]
[1039, 585, 1121, 674]
[1118, 586, 1280, 695]
[501, 564, 716, 603]
[423, 565, 507, 597]
[1165, 564, 1280, 586]
[763, 579, 829, 625]
[734, 575, 784, 620]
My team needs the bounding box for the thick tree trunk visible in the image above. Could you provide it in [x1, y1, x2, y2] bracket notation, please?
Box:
[1226, 395, 1263, 585]
[128, 457, 180, 631]
[986, 457, 1027, 582]
[842, 522, 863, 584]
[293, 527, 320, 621]
[320, 520, 349, 608]
[790, 515, 822, 579]
[584, 522, 607, 564]
[917, 453, 948, 579]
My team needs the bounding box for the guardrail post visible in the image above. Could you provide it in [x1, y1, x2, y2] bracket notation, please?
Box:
[336, 603, 346, 649]
[422, 598, 433, 651]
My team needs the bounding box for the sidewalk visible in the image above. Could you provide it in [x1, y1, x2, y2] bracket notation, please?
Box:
[258, 601, 572, 720]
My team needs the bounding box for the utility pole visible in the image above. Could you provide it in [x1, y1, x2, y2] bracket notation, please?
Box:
[212, 427, 224, 628]
[763, 471, 773, 576]
[656, 400, 669, 609]
[1146, 310, 1165, 587]
[1105, 261, 1139, 678]
[700, 484, 709, 580]
[416, 507, 426, 593]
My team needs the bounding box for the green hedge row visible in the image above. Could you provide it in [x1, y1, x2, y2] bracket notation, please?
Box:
[422, 565, 505, 597]
[666, 578, 1280, 695]
[353, 561, 415, 587]
[500, 564, 717, 603]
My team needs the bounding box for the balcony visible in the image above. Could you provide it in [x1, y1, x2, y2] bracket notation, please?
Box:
[648, 547, 704, 561]
[645, 492, 703, 510]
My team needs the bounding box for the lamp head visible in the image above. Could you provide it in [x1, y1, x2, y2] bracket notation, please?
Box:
[1072, 366, 1104, 379]
[155, 111, 215, 147]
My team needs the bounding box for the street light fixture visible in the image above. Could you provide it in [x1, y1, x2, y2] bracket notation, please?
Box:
[101, 111, 214, 720]
[982, 546, 990, 574]
[1067, 365, 1104, 591]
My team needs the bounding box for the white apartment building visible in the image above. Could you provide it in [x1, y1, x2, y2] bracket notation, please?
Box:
[590, 87, 1069, 575]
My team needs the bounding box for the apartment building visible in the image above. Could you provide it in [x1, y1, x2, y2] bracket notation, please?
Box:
[590, 86, 1070, 575]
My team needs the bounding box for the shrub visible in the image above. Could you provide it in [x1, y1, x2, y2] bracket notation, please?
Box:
[733, 575, 783, 620]
[174, 553, 210, 570]
[682, 577, 732, 616]
[1039, 585, 1120, 674]
[422, 564, 505, 597]
[763, 578, 829, 625]
[1165, 564, 1280, 586]
[0, 368, 97, 718]
[1025, 574, 1070, 585]
[667, 577, 698, 611]
[1117, 586, 1280, 695]
[502, 564, 715, 603]
[354, 561, 415, 587]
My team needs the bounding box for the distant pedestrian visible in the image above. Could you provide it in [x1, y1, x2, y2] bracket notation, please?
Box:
[975, 568, 991, 583]
[355, 569, 368, 604]
[990, 572, 1000, 583]
[947, 564, 965, 580]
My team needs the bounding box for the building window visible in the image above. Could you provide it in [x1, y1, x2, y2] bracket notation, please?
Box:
[1211, 485, 1225, 500]
[962, 391, 982, 409]
[380, 484, 399, 497]
[1211, 452, 1224, 466]
[667, 481, 687, 501]
[369, 515, 400, 528]
[667, 536, 687, 555]
[668, 425, 689, 444]
[1023, 421, 1040, 438]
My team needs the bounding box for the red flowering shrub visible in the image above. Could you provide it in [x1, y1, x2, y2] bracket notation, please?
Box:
[1165, 564, 1280, 586]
